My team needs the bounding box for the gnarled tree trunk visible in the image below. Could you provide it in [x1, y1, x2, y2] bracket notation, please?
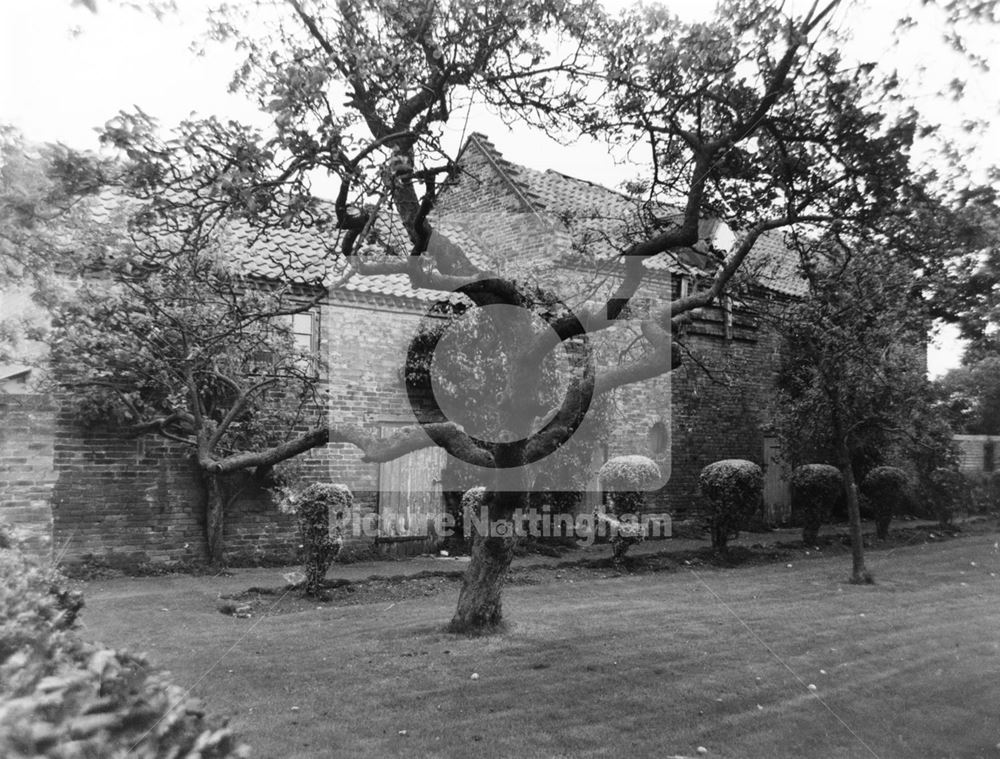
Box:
[448, 445, 529, 634]
[448, 531, 518, 634]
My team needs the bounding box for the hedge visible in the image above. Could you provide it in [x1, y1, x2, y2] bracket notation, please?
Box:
[0, 527, 248, 758]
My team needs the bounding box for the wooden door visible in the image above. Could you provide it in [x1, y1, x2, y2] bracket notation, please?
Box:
[762, 436, 791, 524]
[377, 441, 446, 554]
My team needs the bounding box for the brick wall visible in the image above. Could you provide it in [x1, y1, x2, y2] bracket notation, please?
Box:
[45, 403, 308, 566]
[666, 321, 782, 517]
[0, 394, 56, 557]
[0, 289, 456, 565]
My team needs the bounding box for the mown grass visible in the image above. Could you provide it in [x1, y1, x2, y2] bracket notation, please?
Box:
[79, 531, 1000, 758]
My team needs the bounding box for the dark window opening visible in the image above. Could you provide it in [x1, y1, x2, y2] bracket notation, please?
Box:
[647, 421, 668, 455]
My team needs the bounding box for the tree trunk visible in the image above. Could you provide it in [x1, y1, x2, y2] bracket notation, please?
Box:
[447, 532, 518, 634]
[204, 472, 226, 567]
[802, 523, 821, 547]
[448, 444, 528, 634]
[712, 522, 729, 554]
[835, 429, 871, 584]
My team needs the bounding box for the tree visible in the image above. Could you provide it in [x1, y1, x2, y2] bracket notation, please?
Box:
[0, 128, 112, 363]
[936, 355, 1000, 435]
[42, 217, 335, 565]
[88, 0, 991, 631]
[774, 249, 951, 582]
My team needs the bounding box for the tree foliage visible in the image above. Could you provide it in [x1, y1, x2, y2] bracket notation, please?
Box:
[774, 244, 956, 581]
[41, 214, 334, 563]
[0, 128, 112, 363]
[936, 354, 1000, 435]
[775, 250, 950, 477]
[0, 528, 249, 758]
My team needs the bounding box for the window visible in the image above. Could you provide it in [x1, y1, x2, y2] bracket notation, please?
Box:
[647, 421, 668, 455]
[985, 439, 996, 473]
[291, 312, 317, 355]
[252, 310, 318, 374]
[290, 311, 319, 376]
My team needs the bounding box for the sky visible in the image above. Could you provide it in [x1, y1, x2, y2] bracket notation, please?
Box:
[2, 0, 996, 376]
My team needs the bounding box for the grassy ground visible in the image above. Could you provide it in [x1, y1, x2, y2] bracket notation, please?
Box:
[78, 530, 1000, 759]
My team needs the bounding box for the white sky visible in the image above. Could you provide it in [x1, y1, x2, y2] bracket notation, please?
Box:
[1, 0, 995, 376]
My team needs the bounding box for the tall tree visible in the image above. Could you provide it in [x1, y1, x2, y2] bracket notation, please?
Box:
[774, 248, 952, 582]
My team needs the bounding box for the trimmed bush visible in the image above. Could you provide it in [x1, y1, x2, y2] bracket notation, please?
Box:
[598, 455, 661, 491]
[0, 528, 248, 758]
[281, 483, 353, 597]
[598, 456, 661, 563]
[699, 459, 763, 553]
[461, 486, 487, 510]
[861, 466, 909, 540]
[790, 464, 842, 546]
[460, 487, 487, 538]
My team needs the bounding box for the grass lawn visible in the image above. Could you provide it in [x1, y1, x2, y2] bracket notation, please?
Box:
[77, 531, 1000, 759]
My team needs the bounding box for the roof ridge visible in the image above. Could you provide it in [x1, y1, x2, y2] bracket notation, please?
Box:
[540, 168, 635, 204]
[463, 133, 549, 224]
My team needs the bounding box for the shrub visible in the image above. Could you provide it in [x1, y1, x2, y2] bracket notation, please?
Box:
[461, 486, 487, 513]
[967, 471, 1000, 514]
[597, 455, 661, 491]
[861, 466, 909, 540]
[598, 456, 661, 563]
[0, 528, 248, 758]
[790, 464, 842, 546]
[460, 487, 487, 536]
[281, 483, 353, 597]
[699, 459, 763, 553]
[926, 467, 970, 526]
[441, 463, 483, 553]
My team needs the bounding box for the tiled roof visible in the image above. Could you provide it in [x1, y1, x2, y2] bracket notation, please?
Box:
[517, 165, 720, 271]
[743, 229, 809, 297]
[464, 134, 806, 296]
[235, 218, 471, 303]
[515, 164, 634, 218]
[87, 191, 463, 304]
[86, 135, 806, 300]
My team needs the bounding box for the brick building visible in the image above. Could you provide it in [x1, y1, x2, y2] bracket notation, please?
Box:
[0, 133, 804, 564]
